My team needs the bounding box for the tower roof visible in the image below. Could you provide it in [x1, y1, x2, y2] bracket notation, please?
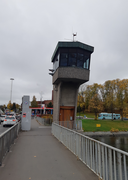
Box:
[51, 41, 94, 62]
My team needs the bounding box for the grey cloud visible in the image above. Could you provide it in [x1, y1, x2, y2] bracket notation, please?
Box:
[0, 0, 128, 105]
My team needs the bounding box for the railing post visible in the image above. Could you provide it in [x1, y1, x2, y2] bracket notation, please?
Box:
[8, 130, 11, 152]
[98, 143, 101, 177]
[123, 154, 127, 180]
[95, 142, 98, 174]
[83, 137, 85, 163]
[117, 152, 122, 180]
[108, 148, 113, 180]
[105, 146, 108, 180]
[52, 122, 128, 180]
[90, 140, 92, 169]
[92, 141, 95, 171]
[0, 136, 4, 166]
[113, 150, 117, 180]
[101, 145, 105, 180]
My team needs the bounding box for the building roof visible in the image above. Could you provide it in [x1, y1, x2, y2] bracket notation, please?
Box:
[30, 107, 53, 110]
[51, 41, 94, 62]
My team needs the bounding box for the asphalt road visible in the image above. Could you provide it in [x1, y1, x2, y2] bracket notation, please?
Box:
[0, 122, 10, 135]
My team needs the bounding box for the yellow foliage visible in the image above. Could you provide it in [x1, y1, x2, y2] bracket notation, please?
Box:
[7, 101, 12, 110]
[110, 128, 119, 132]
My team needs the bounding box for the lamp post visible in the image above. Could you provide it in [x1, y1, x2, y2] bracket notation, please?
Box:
[10, 78, 14, 110]
[40, 91, 43, 115]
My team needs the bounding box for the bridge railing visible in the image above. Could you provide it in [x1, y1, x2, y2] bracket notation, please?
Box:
[0, 122, 20, 166]
[55, 120, 82, 130]
[36, 116, 52, 125]
[52, 122, 128, 180]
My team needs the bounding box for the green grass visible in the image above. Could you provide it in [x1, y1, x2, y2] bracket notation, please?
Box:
[77, 112, 95, 118]
[82, 119, 128, 132]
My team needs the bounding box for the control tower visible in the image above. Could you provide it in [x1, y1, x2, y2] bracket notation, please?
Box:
[50, 41, 94, 123]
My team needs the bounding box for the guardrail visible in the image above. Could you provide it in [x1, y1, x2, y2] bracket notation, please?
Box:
[55, 120, 82, 130]
[0, 122, 20, 166]
[52, 122, 128, 180]
[36, 117, 52, 125]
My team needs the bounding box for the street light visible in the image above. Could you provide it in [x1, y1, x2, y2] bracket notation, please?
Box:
[10, 78, 14, 108]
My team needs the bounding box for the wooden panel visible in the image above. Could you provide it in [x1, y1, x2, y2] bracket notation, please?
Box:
[60, 106, 75, 110]
[59, 109, 64, 122]
[64, 109, 70, 121]
[59, 106, 75, 122]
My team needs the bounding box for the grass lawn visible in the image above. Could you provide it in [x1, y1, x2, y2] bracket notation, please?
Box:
[77, 112, 95, 118]
[82, 119, 128, 132]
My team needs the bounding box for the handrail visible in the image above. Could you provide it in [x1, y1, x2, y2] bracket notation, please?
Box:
[52, 122, 128, 180]
[0, 122, 20, 166]
[53, 122, 128, 156]
[0, 123, 18, 137]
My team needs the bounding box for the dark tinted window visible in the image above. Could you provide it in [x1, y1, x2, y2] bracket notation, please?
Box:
[77, 53, 84, 68]
[59, 48, 90, 69]
[60, 53, 68, 66]
[84, 55, 90, 69]
[68, 53, 77, 67]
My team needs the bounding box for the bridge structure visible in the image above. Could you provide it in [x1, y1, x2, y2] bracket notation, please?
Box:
[1, 118, 128, 180]
[0, 118, 98, 180]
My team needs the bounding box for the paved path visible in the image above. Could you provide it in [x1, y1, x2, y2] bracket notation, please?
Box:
[0, 119, 98, 180]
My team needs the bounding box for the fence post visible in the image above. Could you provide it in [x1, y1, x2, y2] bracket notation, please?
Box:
[0, 136, 4, 166]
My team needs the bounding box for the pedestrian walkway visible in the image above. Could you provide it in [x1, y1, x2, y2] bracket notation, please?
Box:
[0, 119, 98, 180]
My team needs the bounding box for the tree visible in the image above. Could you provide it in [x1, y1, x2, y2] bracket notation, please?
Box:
[7, 101, 12, 110]
[77, 84, 87, 113]
[31, 96, 38, 107]
[84, 85, 92, 111]
[47, 102, 53, 108]
[89, 94, 104, 120]
[77, 94, 85, 113]
[0, 104, 6, 112]
[88, 84, 104, 120]
[16, 103, 20, 109]
[104, 80, 116, 120]
[12, 103, 16, 112]
[116, 79, 128, 120]
[77, 78, 128, 119]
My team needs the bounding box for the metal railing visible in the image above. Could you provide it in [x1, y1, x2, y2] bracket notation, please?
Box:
[55, 120, 82, 130]
[36, 117, 52, 125]
[52, 122, 128, 180]
[0, 122, 20, 166]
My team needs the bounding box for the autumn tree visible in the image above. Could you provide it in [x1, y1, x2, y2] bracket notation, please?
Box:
[31, 96, 38, 107]
[47, 102, 53, 108]
[12, 103, 16, 112]
[0, 104, 6, 112]
[116, 79, 128, 120]
[89, 94, 104, 120]
[77, 84, 87, 113]
[7, 101, 12, 110]
[88, 83, 104, 119]
[83, 85, 92, 111]
[16, 104, 20, 109]
[103, 80, 116, 119]
[77, 78, 128, 119]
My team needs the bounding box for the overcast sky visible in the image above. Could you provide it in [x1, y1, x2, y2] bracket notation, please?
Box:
[0, 0, 128, 106]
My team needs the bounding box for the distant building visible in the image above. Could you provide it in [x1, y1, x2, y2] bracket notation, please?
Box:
[30, 94, 53, 116]
[37, 100, 53, 108]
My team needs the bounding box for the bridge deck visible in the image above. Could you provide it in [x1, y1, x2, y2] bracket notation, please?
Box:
[0, 119, 98, 180]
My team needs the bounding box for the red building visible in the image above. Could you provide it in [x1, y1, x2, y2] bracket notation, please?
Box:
[30, 96, 53, 116]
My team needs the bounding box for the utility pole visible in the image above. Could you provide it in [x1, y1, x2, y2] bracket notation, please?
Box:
[10, 78, 14, 110]
[40, 91, 43, 115]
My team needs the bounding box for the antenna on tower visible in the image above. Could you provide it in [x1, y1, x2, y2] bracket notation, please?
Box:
[73, 33, 77, 41]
